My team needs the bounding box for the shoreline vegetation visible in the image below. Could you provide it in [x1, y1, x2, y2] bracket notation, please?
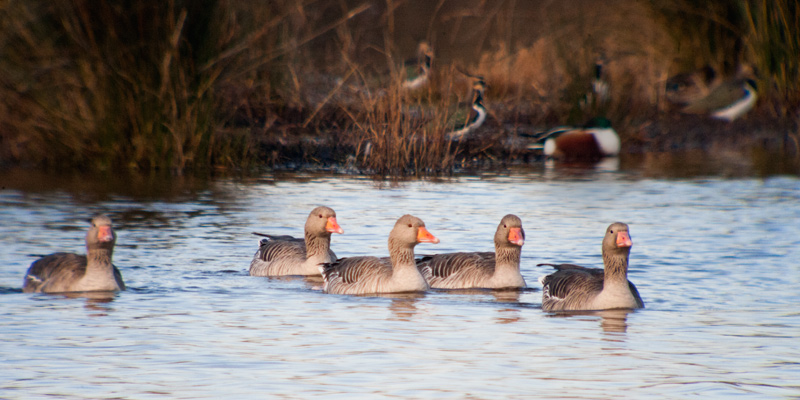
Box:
[1, 0, 799, 178]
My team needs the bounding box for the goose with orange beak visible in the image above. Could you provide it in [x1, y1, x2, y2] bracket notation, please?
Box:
[250, 206, 344, 276]
[320, 215, 439, 295]
[538, 222, 644, 311]
[417, 214, 526, 289]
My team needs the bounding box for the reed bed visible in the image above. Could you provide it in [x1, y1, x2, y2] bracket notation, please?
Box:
[1, 0, 797, 175]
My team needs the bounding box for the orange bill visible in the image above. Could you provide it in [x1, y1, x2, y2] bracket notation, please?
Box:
[508, 227, 524, 246]
[616, 231, 632, 247]
[417, 226, 440, 244]
[326, 217, 344, 234]
[97, 226, 114, 242]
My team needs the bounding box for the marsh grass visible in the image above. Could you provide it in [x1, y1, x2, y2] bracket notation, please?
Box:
[342, 67, 460, 178]
[742, 0, 800, 112]
[1, 0, 797, 176]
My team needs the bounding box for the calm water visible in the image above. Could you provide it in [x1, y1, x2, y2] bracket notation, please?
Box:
[1, 166, 799, 399]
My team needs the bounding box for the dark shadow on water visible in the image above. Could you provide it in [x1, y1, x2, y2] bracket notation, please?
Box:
[23, 290, 121, 316]
[0, 286, 23, 294]
[429, 287, 537, 304]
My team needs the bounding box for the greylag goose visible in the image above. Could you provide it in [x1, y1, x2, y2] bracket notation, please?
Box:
[538, 222, 644, 311]
[250, 206, 344, 276]
[320, 215, 439, 295]
[23, 215, 125, 293]
[416, 214, 526, 289]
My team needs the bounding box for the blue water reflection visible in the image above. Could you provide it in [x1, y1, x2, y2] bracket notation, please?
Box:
[1, 170, 799, 398]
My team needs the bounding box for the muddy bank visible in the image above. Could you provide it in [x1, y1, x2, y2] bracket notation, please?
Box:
[245, 103, 800, 177]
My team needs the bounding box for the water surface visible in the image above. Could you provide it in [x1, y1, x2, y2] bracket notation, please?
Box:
[1, 167, 799, 399]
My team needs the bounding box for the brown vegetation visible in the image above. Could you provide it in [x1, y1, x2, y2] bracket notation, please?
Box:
[0, 0, 798, 176]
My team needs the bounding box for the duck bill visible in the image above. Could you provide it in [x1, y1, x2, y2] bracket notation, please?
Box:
[616, 231, 632, 248]
[326, 217, 344, 234]
[417, 227, 440, 244]
[508, 227, 525, 246]
[97, 226, 114, 242]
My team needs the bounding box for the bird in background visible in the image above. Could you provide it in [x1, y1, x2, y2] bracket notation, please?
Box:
[402, 41, 434, 91]
[669, 64, 758, 122]
[446, 76, 488, 140]
[526, 117, 620, 162]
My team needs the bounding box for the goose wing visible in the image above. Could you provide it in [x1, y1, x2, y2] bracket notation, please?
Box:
[255, 236, 306, 262]
[538, 263, 604, 301]
[23, 253, 87, 293]
[418, 252, 494, 281]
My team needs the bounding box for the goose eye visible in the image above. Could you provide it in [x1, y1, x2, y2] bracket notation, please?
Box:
[503, 224, 507, 228]
[408, 224, 413, 228]
[319, 214, 323, 218]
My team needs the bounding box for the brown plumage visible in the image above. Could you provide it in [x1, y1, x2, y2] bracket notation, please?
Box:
[417, 214, 526, 289]
[23, 215, 125, 293]
[320, 215, 439, 295]
[250, 206, 344, 276]
[539, 222, 644, 311]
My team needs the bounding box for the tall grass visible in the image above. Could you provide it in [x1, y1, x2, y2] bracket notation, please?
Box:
[342, 68, 460, 178]
[1, 0, 797, 176]
[653, 0, 800, 112]
[741, 0, 800, 113]
[0, 0, 365, 172]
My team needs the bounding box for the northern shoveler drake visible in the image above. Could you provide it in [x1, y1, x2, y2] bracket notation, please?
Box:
[527, 117, 620, 161]
[402, 42, 434, 90]
[447, 77, 487, 139]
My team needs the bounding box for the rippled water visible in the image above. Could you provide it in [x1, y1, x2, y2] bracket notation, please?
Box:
[1, 167, 799, 399]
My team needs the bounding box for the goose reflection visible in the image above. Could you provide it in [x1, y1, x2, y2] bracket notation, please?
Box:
[382, 293, 425, 321]
[57, 291, 118, 316]
[545, 308, 633, 335]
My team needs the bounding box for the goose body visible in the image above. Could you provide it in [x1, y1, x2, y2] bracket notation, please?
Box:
[417, 214, 526, 289]
[320, 215, 439, 295]
[250, 206, 343, 276]
[23, 215, 125, 293]
[539, 222, 643, 311]
[447, 78, 487, 139]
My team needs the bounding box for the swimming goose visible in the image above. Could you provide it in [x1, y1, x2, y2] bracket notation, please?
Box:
[250, 206, 344, 276]
[528, 117, 620, 161]
[447, 77, 487, 139]
[417, 214, 526, 289]
[320, 214, 439, 295]
[402, 42, 434, 90]
[23, 215, 125, 293]
[538, 222, 644, 311]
